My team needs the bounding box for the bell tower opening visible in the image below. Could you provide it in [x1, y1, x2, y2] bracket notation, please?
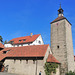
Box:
[58, 4, 64, 17]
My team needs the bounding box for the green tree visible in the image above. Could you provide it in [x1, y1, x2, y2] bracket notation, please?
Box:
[44, 62, 58, 75]
[66, 71, 75, 75]
[0, 36, 3, 42]
[4, 40, 8, 44]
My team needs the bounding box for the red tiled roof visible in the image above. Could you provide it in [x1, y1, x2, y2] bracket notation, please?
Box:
[0, 44, 49, 61]
[50, 16, 71, 25]
[47, 54, 60, 63]
[51, 16, 66, 24]
[9, 34, 40, 44]
[0, 43, 4, 48]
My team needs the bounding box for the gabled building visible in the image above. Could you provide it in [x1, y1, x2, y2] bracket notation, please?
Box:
[0, 44, 60, 75]
[4, 34, 44, 47]
[0, 34, 60, 75]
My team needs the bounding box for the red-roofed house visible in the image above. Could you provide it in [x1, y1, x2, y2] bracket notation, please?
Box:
[0, 43, 61, 75]
[0, 44, 55, 75]
[4, 34, 44, 48]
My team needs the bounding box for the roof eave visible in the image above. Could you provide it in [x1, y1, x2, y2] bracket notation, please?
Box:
[50, 18, 72, 25]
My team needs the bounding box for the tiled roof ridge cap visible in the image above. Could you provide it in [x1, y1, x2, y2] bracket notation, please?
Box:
[9, 34, 41, 41]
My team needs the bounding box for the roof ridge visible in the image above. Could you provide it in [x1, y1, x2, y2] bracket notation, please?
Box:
[9, 34, 41, 41]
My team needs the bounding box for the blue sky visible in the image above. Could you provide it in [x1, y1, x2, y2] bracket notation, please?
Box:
[0, 0, 75, 54]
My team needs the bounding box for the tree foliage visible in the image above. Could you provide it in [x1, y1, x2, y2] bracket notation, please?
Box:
[66, 71, 75, 75]
[4, 40, 8, 44]
[0, 35, 3, 42]
[44, 62, 58, 75]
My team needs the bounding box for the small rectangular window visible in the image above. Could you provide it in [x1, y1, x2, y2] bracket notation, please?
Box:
[23, 39, 26, 42]
[57, 46, 59, 49]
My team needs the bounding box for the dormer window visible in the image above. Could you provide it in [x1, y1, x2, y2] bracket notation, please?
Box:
[3, 51, 7, 54]
[3, 50, 10, 54]
[23, 39, 26, 42]
[9, 41, 14, 44]
[19, 40, 21, 42]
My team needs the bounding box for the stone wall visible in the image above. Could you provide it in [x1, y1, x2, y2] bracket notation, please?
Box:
[4, 58, 44, 75]
[4, 46, 50, 75]
[51, 19, 75, 75]
[4, 45, 60, 75]
[65, 20, 75, 72]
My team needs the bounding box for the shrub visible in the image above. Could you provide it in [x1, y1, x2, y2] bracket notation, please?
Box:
[66, 71, 75, 75]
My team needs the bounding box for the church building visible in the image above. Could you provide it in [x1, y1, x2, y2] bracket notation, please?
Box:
[0, 5, 75, 75]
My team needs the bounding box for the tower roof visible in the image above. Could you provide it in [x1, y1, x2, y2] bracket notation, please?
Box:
[50, 16, 71, 25]
[50, 5, 72, 25]
[51, 16, 66, 24]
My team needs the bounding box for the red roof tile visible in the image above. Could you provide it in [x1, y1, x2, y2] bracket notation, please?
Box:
[0, 44, 49, 61]
[47, 54, 60, 63]
[9, 34, 40, 44]
[0, 43, 4, 48]
[50, 16, 71, 25]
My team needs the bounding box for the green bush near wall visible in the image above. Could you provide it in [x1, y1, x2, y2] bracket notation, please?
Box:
[44, 62, 58, 75]
[66, 71, 75, 75]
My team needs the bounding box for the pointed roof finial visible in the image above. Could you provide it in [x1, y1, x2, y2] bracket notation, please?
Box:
[60, 2, 61, 9]
[58, 3, 64, 17]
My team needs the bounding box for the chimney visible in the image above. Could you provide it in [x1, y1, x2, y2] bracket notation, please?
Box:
[30, 33, 33, 37]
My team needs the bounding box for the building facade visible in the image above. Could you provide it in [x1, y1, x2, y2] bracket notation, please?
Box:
[51, 5, 75, 75]
[4, 34, 44, 48]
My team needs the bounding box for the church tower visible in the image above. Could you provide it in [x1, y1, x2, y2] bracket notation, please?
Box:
[50, 5, 75, 75]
